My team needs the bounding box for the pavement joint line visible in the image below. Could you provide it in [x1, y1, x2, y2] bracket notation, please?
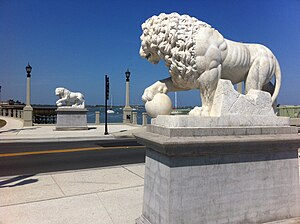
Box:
[0, 184, 144, 208]
[122, 165, 144, 180]
[96, 193, 115, 224]
[0, 145, 146, 157]
[50, 174, 66, 196]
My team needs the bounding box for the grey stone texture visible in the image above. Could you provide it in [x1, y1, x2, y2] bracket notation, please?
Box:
[55, 107, 88, 131]
[152, 114, 290, 128]
[135, 124, 300, 224]
[147, 125, 298, 137]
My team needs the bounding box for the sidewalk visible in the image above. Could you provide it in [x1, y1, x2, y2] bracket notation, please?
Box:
[0, 116, 146, 143]
[0, 116, 145, 223]
[0, 164, 145, 224]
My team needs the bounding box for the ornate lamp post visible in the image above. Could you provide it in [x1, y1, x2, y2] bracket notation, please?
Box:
[23, 63, 33, 126]
[123, 69, 132, 123]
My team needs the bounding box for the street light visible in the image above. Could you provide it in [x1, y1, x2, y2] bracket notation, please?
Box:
[23, 62, 33, 126]
[26, 63, 32, 77]
[123, 69, 132, 123]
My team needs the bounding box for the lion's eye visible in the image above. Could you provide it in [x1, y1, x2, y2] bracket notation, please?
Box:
[146, 53, 151, 59]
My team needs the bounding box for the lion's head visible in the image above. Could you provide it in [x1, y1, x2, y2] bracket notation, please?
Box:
[140, 12, 211, 88]
[55, 87, 70, 98]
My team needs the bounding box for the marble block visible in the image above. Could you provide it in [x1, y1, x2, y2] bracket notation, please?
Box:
[210, 79, 275, 117]
[152, 114, 290, 128]
[55, 107, 88, 131]
[135, 130, 300, 224]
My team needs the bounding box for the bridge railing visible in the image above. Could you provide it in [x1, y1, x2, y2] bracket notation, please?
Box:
[0, 107, 24, 119]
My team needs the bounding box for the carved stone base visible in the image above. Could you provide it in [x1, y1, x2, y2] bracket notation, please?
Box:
[134, 121, 300, 224]
[23, 105, 33, 127]
[123, 107, 132, 124]
[55, 107, 88, 131]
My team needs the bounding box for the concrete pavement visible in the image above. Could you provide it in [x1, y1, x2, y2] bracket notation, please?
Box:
[0, 116, 146, 224]
[0, 116, 146, 143]
[0, 164, 145, 224]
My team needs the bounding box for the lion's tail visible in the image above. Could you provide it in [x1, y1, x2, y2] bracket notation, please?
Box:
[271, 57, 281, 104]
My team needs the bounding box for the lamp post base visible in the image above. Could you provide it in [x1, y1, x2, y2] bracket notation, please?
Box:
[23, 105, 33, 127]
[123, 107, 132, 123]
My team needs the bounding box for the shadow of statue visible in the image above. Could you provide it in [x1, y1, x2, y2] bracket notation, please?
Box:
[0, 174, 38, 188]
[0, 127, 40, 134]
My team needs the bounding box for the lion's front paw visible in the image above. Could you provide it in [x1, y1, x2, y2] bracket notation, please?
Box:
[142, 81, 168, 102]
[189, 106, 210, 116]
[189, 106, 202, 116]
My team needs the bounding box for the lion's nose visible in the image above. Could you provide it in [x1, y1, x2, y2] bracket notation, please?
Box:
[139, 47, 147, 57]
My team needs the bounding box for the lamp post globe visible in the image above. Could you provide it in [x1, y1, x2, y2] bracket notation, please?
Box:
[125, 69, 130, 82]
[26, 63, 32, 77]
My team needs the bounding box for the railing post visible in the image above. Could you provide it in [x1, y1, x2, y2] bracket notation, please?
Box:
[95, 111, 100, 125]
[17, 110, 21, 118]
[132, 111, 137, 125]
[13, 109, 17, 118]
[142, 112, 148, 126]
[8, 109, 12, 117]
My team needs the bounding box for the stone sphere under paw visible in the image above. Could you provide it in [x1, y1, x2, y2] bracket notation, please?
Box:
[145, 93, 172, 118]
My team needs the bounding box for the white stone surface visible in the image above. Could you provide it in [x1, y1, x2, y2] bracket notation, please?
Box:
[55, 107, 88, 130]
[140, 12, 281, 116]
[145, 93, 172, 118]
[152, 115, 290, 127]
[210, 79, 275, 116]
[55, 87, 85, 108]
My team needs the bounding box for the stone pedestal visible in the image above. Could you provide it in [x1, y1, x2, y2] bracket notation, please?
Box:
[123, 106, 132, 123]
[55, 107, 88, 131]
[135, 115, 300, 224]
[23, 105, 33, 126]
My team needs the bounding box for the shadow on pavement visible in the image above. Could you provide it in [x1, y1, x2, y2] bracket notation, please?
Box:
[0, 174, 38, 188]
[0, 127, 40, 134]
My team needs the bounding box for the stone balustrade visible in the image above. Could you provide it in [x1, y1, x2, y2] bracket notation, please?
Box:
[0, 107, 23, 119]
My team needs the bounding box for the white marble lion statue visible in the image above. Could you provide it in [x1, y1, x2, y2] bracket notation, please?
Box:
[55, 87, 85, 108]
[140, 12, 281, 116]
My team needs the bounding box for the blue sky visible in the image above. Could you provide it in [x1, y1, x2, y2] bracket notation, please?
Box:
[1, 0, 299, 106]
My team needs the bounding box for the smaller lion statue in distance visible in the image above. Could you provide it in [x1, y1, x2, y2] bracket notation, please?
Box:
[140, 12, 281, 116]
[55, 87, 85, 108]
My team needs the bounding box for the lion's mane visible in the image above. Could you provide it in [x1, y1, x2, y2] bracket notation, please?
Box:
[140, 12, 213, 88]
[56, 87, 70, 99]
